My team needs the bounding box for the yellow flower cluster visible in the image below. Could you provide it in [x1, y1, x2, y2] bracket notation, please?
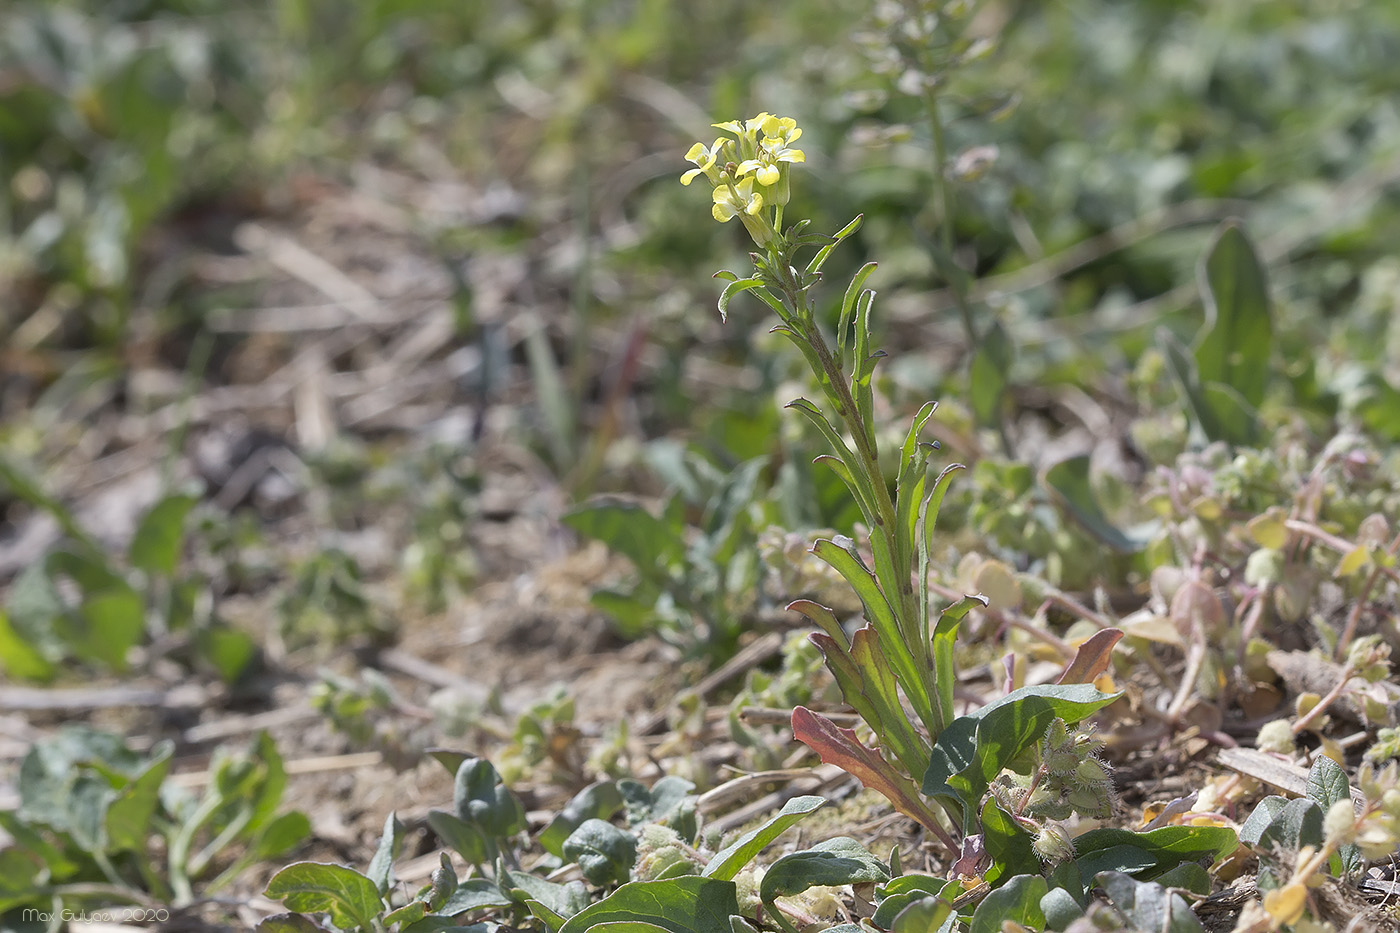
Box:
[682, 113, 806, 248]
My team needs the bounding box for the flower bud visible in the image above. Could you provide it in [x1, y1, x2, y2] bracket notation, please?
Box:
[1323, 799, 1356, 846]
[1032, 820, 1075, 864]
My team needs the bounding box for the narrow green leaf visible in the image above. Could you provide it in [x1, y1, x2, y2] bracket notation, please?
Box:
[850, 289, 879, 447]
[787, 600, 847, 648]
[702, 795, 824, 880]
[836, 261, 878, 358]
[1196, 222, 1271, 409]
[968, 321, 1012, 428]
[716, 277, 765, 323]
[849, 626, 928, 777]
[366, 812, 406, 895]
[810, 538, 899, 657]
[809, 632, 882, 734]
[931, 595, 984, 737]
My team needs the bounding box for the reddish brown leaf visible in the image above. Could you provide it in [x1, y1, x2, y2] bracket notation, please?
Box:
[791, 707, 956, 853]
[1056, 628, 1124, 685]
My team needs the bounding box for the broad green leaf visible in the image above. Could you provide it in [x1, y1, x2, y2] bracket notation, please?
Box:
[502, 868, 590, 919]
[926, 685, 1120, 810]
[1196, 222, 1271, 409]
[970, 873, 1045, 933]
[0, 810, 78, 880]
[527, 897, 569, 933]
[0, 607, 54, 681]
[981, 798, 1040, 886]
[1260, 798, 1324, 855]
[4, 562, 66, 666]
[759, 836, 889, 907]
[428, 810, 491, 865]
[563, 819, 638, 886]
[890, 889, 958, 933]
[1238, 795, 1287, 847]
[104, 740, 173, 852]
[197, 622, 258, 684]
[254, 913, 327, 933]
[1153, 862, 1211, 896]
[1073, 825, 1238, 880]
[453, 757, 525, 837]
[1097, 871, 1205, 933]
[563, 500, 686, 576]
[792, 707, 946, 837]
[1042, 456, 1142, 553]
[129, 493, 196, 576]
[702, 795, 824, 880]
[66, 587, 146, 670]
[263, 861, 383, 932]
[250, 810, 312, 860]
[556, 877, 739, 933]
[1306, 756, 1360, 875]
[1041, 887, 1084, 932]
[18, 727, 141, 831]
[872, 875, 948, 929]
[403, 919, 490, 933]
[618, 776, 697, 828]
[542, 782, 625, 858]
[440, 877, 514, 914]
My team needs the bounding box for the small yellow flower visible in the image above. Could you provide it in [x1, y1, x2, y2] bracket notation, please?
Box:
[681, 138, 727, 187]
[712, 175, 763, 222]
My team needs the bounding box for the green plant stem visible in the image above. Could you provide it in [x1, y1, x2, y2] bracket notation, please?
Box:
[922, 88, 977, 348]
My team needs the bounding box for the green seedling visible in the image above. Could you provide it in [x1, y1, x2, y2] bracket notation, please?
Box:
[565, 447, 770, 662]
[0, 460, 256, 682]
[0, 726, 307, 920]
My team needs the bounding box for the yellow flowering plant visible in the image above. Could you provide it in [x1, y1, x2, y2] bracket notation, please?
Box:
[683, 115, 1126, 867]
